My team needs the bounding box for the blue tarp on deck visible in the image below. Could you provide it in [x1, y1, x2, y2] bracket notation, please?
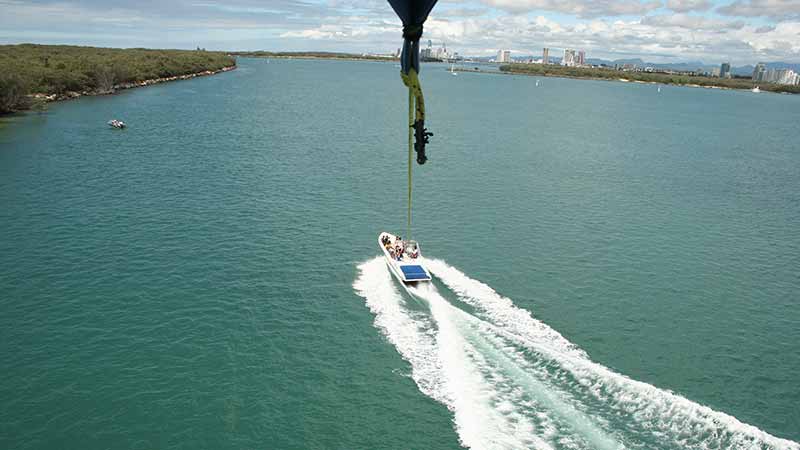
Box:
[401, 265, 430, 280]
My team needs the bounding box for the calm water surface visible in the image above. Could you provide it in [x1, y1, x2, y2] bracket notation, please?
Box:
[1, 58, 798, 449]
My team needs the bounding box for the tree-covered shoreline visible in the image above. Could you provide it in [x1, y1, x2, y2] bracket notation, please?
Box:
[0, 44, 236, 114]
[499, 63, 800, 94]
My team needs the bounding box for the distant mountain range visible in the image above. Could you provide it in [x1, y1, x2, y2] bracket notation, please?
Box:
[470, 54, 799, 76]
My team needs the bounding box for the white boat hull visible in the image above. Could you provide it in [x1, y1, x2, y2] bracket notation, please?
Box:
[378, 232, 432, 284]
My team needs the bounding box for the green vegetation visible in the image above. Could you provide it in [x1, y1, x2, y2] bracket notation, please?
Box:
[0, 44, 236, 114]
[499, 63, 800, 94]
[232, 51, 397, 61]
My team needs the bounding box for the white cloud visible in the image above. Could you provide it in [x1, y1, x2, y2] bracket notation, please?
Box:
[642, 14, 745, 31]
[717, 0, 800, 21]
[409, 13, 800, 64]
[665, 0, 712, 12]
[1, 0, 799, 64]
[479, 0, 662, 18]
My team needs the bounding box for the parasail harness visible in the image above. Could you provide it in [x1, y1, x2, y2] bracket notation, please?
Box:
[400, 23, 433, 166]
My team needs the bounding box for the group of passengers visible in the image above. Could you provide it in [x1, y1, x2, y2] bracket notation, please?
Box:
[382, 234, 419, 261]
[382, 234, 404, 261]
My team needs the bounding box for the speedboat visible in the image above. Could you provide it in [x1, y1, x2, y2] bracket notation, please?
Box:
[379, 232, 432, 283]
[752, 86, 760, 93]
[108, 119, 126, 129]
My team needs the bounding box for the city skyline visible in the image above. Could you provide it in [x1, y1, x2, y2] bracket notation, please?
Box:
[1, 0, 799, 65]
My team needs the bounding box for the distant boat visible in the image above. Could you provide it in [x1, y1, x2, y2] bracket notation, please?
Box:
[657, 86, 661, 93]
[535, 79, 540, 87]
[752, 86, 760, 93]
[450, 63, 458, 76]
[108, 119, 126, 129]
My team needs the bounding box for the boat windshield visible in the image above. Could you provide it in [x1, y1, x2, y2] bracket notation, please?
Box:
[404, 240, 420, 258]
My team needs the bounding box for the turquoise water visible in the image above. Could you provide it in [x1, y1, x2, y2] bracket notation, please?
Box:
[1, 57, 798, 449]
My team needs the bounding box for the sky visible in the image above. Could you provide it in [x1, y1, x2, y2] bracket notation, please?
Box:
[1, 0, 799, 65]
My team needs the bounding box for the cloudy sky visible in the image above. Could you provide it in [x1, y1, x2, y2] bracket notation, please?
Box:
[1, 0, 798, 64]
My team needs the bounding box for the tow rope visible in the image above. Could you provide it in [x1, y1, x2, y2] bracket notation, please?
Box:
[407, 87, 414, 241]
[387, 0, 439, 239]
[401, 68, 432, 240]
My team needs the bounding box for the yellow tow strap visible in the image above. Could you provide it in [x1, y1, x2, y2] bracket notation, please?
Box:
[401, 69, 425, 240]
[407, 88, 413, 241]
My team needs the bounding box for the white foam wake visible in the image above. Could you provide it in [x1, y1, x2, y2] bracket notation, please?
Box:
[353, 258, 446, 405]
[426, 258, 800, 450]
[408, 281, 624, 450]
[354, 258, 553, 450]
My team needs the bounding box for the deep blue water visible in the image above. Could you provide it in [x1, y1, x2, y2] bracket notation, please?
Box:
[1, 57, 798, 449]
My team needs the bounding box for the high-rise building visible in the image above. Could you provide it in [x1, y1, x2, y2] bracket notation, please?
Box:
[720, 62, 731, 79]
[496, 50, 511, 63]
[542, 47, 549, 65]
[578, 50, 585, 66]
[764, 68, 776, 82]
[752, 63, 766, 81]
[436, 42, 448, 60]
[771, 68, 799, 85]
[562, 49, 576, 67]
[434, 43, 450, 60]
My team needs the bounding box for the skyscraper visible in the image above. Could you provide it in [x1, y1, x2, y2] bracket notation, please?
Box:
[752, 63, 766, 81]
[578, 50, 585, 66]
[773, 68, 799, 85]
[496, 50, 511, 63]
[542, 47, 549, 64]
[720, 62, 731, 79]
[562, 49, 576, 67]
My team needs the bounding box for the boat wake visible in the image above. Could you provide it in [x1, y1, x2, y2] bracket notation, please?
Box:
[353, 257, 799, 450]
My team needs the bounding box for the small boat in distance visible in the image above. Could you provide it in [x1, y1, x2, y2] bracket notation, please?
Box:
[108, 119, 126, 129]
[450, 63, 458, 76]
[752, 86, 761, 93]
[379, 232, 432, 283]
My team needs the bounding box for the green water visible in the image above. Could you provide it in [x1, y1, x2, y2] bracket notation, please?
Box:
[1, 58, 798, 450]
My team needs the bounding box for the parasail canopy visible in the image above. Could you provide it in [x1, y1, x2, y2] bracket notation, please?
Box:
[387, 0, 438, 75]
